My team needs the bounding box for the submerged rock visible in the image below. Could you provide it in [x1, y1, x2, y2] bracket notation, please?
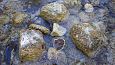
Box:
[40, 2, 69, 23]
[19, 29, 45, 62]
[84, 3, 94, 12]
[63, 0, 82, 11]
[0, 14, 10, 25]
[70, 22, 107, 57]
[29, 24, 50, 34]
[51, 23, 67, 36]
[47, 47, 67, 64]
[12, 12, 28, 25]
[53, 37, 65, 50]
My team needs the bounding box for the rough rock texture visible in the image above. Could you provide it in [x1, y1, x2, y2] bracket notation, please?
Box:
[40, 2, 69, 23]
[84, 3, 94, 12]
[51, 23, 67, 36]
[12, 12, 28, 25]
[29, 24, 50, 34]
[19, 29, 45, 62]
[70, 22, 107, 57]
[0, 14, 10, 25]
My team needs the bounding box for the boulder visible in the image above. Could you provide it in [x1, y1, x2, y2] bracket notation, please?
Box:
[70, 22, 107, 57]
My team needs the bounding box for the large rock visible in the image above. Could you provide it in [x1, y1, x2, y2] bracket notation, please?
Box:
[70, 22, 107, 57]
[19, 29, 45, 62]
[40, 2, 69, 23]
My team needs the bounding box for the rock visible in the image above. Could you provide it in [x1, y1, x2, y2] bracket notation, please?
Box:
[84, 3, 94, 12]
[47, 47, 67, 64]
[63, 0, 82, 10]
[70, 23, 107, 57]
[51, 23, 67, 36]
[12, 12, 28, 25]
[19, 29, 45, 62]
[40, 2, 69, 23]
[53, 37, 65, 50]
[0, 15, 10, 25]
[29, 24, 50, 34]
[89, 0, 100, 6]
[29, 0, 41, 5]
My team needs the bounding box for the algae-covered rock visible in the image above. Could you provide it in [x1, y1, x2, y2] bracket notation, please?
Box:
[12, 12, 27, 25]
[70, 22, 106, 57]
[29, 24, 50, 34]
[19, 29, 45, 62]
[40, 2, 69, 23]
[0, 15, 10, 25]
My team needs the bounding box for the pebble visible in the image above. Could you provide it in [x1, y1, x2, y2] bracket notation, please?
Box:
[29, 24, 50, 34]
[51, 23, 67, 36]
[84, 3, 94, 13]
[47, 47, 67, 64]
[53, 37, 65, 50]
[12, 12, 28, 25]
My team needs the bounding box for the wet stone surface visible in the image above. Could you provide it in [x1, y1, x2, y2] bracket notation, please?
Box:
[0, 0, 115, 65]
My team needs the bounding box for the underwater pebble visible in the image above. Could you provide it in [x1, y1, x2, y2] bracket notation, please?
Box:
[12, 12, 28, 25]
[29, 24, 50, 34]
[70, 22, 107, 57]
[47, 47, 67, 64]
[84, 3, 94, 13]
[19, 29, 45, 62]
[63, 0, 82, 11]
[40, 2, 69, 23]
[0, 14, 10, 25]
[51, 23, 67, 36]
[79, 12, 90, 22]
[53, 37, 65, 50]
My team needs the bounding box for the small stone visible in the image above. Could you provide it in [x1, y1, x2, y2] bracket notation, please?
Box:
[84, 3, 94, 12]
[0, 15, 10, 25]
[12, 12, 28, 25]
[29, 24, 50, 34]
[63, 0, 82, 10]
[47, 47, 67, 63]
[51, 23, 67, 36]
[40, 2, 69, 23]
[70, 23, 106, 57]
[19, 29, 45, 62]
[47, 47, 57, 60]
[53, 37, 65, 50]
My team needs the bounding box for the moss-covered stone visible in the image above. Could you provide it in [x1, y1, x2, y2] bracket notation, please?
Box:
[40, 2, 69, 23]
[70, 23, 106, 57]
